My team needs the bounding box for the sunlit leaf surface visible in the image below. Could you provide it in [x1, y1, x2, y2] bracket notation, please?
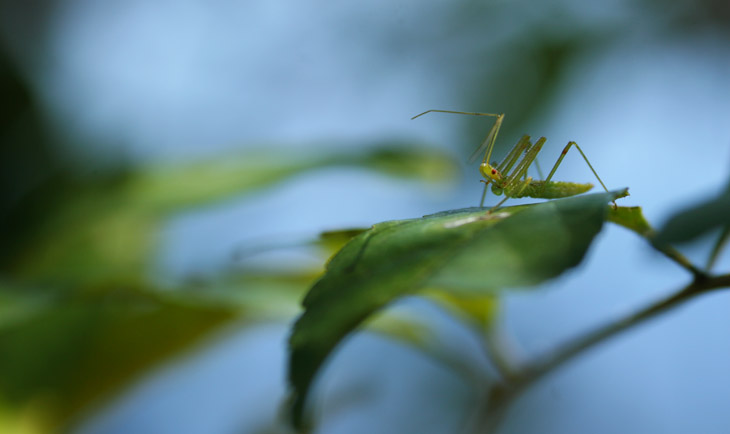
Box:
[288, 190, 626, 427]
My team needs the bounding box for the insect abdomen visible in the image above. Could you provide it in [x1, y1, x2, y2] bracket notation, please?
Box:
[511, 181, 593, 199]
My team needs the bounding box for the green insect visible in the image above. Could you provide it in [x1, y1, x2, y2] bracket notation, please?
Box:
[412, 109, 616, 210]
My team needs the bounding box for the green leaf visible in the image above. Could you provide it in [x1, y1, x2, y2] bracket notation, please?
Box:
[421, 289, 498, 329]
[316, 228, 370, 258]
[0, 288, 235, 429]
[656, 180, 730, 244]
[8, 146, 455, 287]
[287, 189, 625, 427]
[348, 145, 459, 182]
[363, 308, 487, 383]
[609, 205, 704, 276]
[126, 146, 457, 213]
[0, 271, 312, 431]
[607, 206, 654, 237]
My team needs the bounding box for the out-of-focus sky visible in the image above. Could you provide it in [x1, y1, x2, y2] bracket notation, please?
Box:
[2, 0, 730, 433]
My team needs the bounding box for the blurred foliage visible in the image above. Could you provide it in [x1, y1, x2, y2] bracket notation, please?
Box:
[464, 29, 611, 153]
[607, 205, 706, 278]
[607, 206, 654, 238]
[0, 138, 456, 430]
[316, 228, 370, 258]
[0, 284, 237, 429]
[640, 0, 730, 35]
[0, 42, 459, 432]
[288, 190, 625, 428]
[656, 178, 730, 245]
[422, 289, 498, 330]
[363, 303, 494, 384]
[656, 178, 730, 271]
[423, 5, 621, 160]
[0, 48, 65, 270]
[0, 270, 315, 431]
[0, 0, 727, 432]
[423, 0, 730, 162]
[3, 145, 456, 288]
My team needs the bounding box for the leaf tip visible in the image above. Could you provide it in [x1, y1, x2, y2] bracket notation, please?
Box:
[612, 187, 630, 200]
[282, 388, 309, 431]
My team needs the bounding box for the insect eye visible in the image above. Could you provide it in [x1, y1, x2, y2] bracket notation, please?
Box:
[491, 169, 497, 175]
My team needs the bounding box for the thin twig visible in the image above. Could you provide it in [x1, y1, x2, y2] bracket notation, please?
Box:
[482, 272, 730, 432]
[648, 237, 707, 279]
[512, 283, 693, 389]
[706, 225, 730, 272]
[483, 324, 521, 383]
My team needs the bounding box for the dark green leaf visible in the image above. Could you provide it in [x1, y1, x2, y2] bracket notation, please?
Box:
[287, 190, 625, 427]
[656, 180, 730, 244]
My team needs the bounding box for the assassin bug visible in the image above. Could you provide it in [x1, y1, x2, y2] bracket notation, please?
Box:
[412, 110, 617, 210]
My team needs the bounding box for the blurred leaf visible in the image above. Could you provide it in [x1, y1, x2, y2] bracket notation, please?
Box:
[608, 205, 703, 277]
[364, 311, 438, 356]
[7, 146, 456, 287]
[123, 152, 320, 212]
[349, 145, 459, 182]
[287, 190, 625, 427]
[0, 47, 65, 269]
[182, 271, 316, 320]
[656, 180, 730, 244]
[607, 206, 653, 237]
[461, 28, 615, 158]
[640, 0, 730, 36]
[364, 308, 486, 383]
[0, 287, 235, 430]
[422, 289, 498, 329]
[316, 228, 370, 258]
[0, 402, 45, 434]
[0, 270, 312, 431]
[123, 145, 458, 212]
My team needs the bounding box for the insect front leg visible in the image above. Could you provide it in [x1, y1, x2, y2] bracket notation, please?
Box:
[487, 176, 532, 213]
[507, 176, 533, 198]
[480, 135, 532, 207]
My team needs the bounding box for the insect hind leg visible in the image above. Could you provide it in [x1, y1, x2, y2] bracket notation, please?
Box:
[543, 141, 616, 206]
[543, 142, 608, 191]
